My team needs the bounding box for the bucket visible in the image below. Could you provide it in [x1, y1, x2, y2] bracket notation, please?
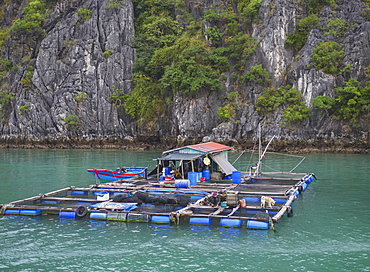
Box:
[232, 171, 241, 184]
[188, 172, 198, 186]
[175, 179, 190, 188]
[202, 169, 210, 181]
[96, 192, 109, 201]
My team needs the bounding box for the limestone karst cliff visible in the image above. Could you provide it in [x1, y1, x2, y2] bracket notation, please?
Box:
[0, 0, 368, 151]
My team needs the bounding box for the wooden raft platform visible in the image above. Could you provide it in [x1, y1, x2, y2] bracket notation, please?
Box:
[0, 173, 316, 230]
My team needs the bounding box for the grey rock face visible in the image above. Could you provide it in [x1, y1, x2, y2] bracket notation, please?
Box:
[0, 0, 368, 149]
[1, 0, 135, 140]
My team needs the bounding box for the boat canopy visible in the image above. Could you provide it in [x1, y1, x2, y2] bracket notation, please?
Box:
[211, 153, 237, 175]
[156, 153, 202, 161]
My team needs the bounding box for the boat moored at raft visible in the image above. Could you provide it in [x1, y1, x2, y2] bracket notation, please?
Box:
[87, 167, 148, 182]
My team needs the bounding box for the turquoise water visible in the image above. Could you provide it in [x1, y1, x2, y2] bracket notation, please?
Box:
[0, 149, 369, 271]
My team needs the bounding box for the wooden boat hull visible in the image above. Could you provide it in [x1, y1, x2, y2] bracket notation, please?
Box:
[87, 167, 148, 182]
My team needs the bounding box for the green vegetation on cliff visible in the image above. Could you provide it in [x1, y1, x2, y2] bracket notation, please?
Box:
[119, 0, 259, 122]
[256, 85, 311, 126]
[313, 79, 370, 124]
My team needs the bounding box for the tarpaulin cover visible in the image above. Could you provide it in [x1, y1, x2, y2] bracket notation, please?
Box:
[211, 153, 237, 175]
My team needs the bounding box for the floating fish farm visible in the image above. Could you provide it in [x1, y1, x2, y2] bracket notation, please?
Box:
[0, 173, 316, 230]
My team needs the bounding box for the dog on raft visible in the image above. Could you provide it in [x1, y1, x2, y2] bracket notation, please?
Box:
[260, 196, 276, 208]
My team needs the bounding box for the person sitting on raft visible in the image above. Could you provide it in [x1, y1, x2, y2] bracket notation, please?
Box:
[207, 192, 221, 207]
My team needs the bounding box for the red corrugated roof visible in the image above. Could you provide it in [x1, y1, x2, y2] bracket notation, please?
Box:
[186, 142, 233, 153]
[163, 142, 233, 155]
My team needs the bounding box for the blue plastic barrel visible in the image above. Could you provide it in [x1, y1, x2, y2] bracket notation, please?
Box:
[4, 209, 20, 215]
[220, 218, 242, 228]
[188, 172, 198, 186]
[246, 220, 269, 230]
[59, 211, 76, 218]
[202, 170, 210, 181]
[164, 167, 171, 176]
[175, 179, 190, 188]
[232, 171, 241, 184]
[90, 212, 107, 220]
[20, 210, 42, 216]
[151, 215, 171, 224]
[189, 217, 212, 225]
